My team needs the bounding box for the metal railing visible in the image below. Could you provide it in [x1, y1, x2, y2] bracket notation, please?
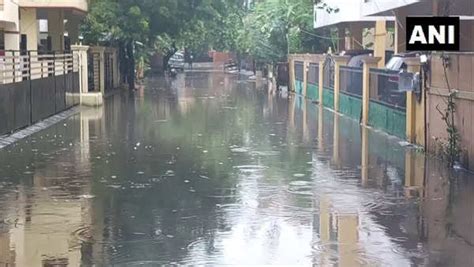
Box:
[308, 63, 319, 85]
[0, 50, 79, 84]
[294, 61, 304, 82]
[340, 66, 363, 97]
[369, 68, 406, 110]
[0, 50, 80, 136]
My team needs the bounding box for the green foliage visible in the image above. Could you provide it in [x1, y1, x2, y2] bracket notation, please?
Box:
[81, 0, 335, 71]
[236, 0, 335, 63]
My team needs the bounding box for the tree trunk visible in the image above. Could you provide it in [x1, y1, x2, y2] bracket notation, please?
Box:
[126, 41, 135, 90]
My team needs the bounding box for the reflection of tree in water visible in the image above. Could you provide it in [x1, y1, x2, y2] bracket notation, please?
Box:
[86, 73, 322, 264]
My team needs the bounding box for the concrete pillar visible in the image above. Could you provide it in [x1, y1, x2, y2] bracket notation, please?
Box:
[20, 8, 39, 51]
[374, 20, 387, 68]
[289, 56, 295, 92]
[348, 24, 364, 50]
[72, 45, 90, 94]
[404, 57, 424, 145]
[394, 10, 407, 54]
[361, 57, 382, 125]
[333, 56, 350, 112]
[318, 57, 325, 104]
[48, 9, 65, 51]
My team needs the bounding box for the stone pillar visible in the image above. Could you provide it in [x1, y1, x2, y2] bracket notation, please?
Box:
[48, 9, 65, 51]
[348, 24, 364, 50]
[318, 56, 325, 104]
[394, 10, 407, 54]
[404, 57, 424, 145]
[374, 20, 387, 68]
[72, 45, 90, 94]
[333, 56, 350, 112]
[20, 8, 39, 51]
[361, 57, 382, 125]
[90, 46, 106, 95]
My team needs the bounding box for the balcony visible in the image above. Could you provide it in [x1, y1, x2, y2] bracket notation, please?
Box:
[19, 0, 87, 13]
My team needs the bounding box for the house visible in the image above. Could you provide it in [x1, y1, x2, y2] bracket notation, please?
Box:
[0, 0, 88, 136]
[0, 0, 87, 53]
[308, 0, 474, 170]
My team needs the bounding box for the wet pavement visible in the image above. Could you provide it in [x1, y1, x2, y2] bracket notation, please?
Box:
[0, 72, 473, 266]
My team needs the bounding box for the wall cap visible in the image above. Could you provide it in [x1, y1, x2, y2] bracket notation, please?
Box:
[361, 56, 382, 65]
[71, 45, 89, 51]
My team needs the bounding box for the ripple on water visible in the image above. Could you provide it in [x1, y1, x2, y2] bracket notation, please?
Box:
[72, 225, 94, 243]
[287, 180, 313, 196]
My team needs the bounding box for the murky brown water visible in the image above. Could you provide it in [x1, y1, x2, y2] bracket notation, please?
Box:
[0, 72, 473, 266]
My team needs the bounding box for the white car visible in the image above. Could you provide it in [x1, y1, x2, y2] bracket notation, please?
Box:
[168, 52, 185, 71]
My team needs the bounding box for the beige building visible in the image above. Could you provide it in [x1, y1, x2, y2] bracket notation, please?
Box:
[0, 0, 87, 53]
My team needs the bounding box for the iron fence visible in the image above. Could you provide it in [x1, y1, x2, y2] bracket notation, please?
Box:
[294, 61, 304, 81]
[0, 51, 80, 136]
[88, 52, 100, 92]
[308, 63, 319, 85]
[369, 68, 406, 110]
[340, 66, 363, 97]
[105, 51, 114, 92]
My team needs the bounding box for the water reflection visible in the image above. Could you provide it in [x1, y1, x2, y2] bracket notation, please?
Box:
[0, 72, 472, 266]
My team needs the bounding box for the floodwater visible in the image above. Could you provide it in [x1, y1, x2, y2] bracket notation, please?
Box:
[0, 72, 473, 266]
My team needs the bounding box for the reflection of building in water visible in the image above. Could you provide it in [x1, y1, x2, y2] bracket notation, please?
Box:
[3, 109, 105, 267]
[420, 158, 474, 266]
[0, 232, 15, 266]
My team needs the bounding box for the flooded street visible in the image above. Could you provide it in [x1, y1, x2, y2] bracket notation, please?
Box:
[0, 72, 473, 266]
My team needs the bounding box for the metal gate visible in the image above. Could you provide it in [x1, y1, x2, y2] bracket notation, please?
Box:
[104, 52, 114, 92]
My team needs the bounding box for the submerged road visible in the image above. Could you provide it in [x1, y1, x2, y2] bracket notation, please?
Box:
[0, 72, 473, 266]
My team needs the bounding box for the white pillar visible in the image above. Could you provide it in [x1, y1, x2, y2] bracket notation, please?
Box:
[20, 8, 39, 51]
[72, 45, 90, 94]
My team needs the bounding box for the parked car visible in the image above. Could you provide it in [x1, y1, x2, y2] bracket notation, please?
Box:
[385, 51, 421, 71]
[168, 52, 185, 71]
[224, 59, 238, 73]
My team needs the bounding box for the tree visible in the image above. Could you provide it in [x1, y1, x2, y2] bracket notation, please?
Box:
[81, 0, 149, 89]
[236, 0, 336, 65]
